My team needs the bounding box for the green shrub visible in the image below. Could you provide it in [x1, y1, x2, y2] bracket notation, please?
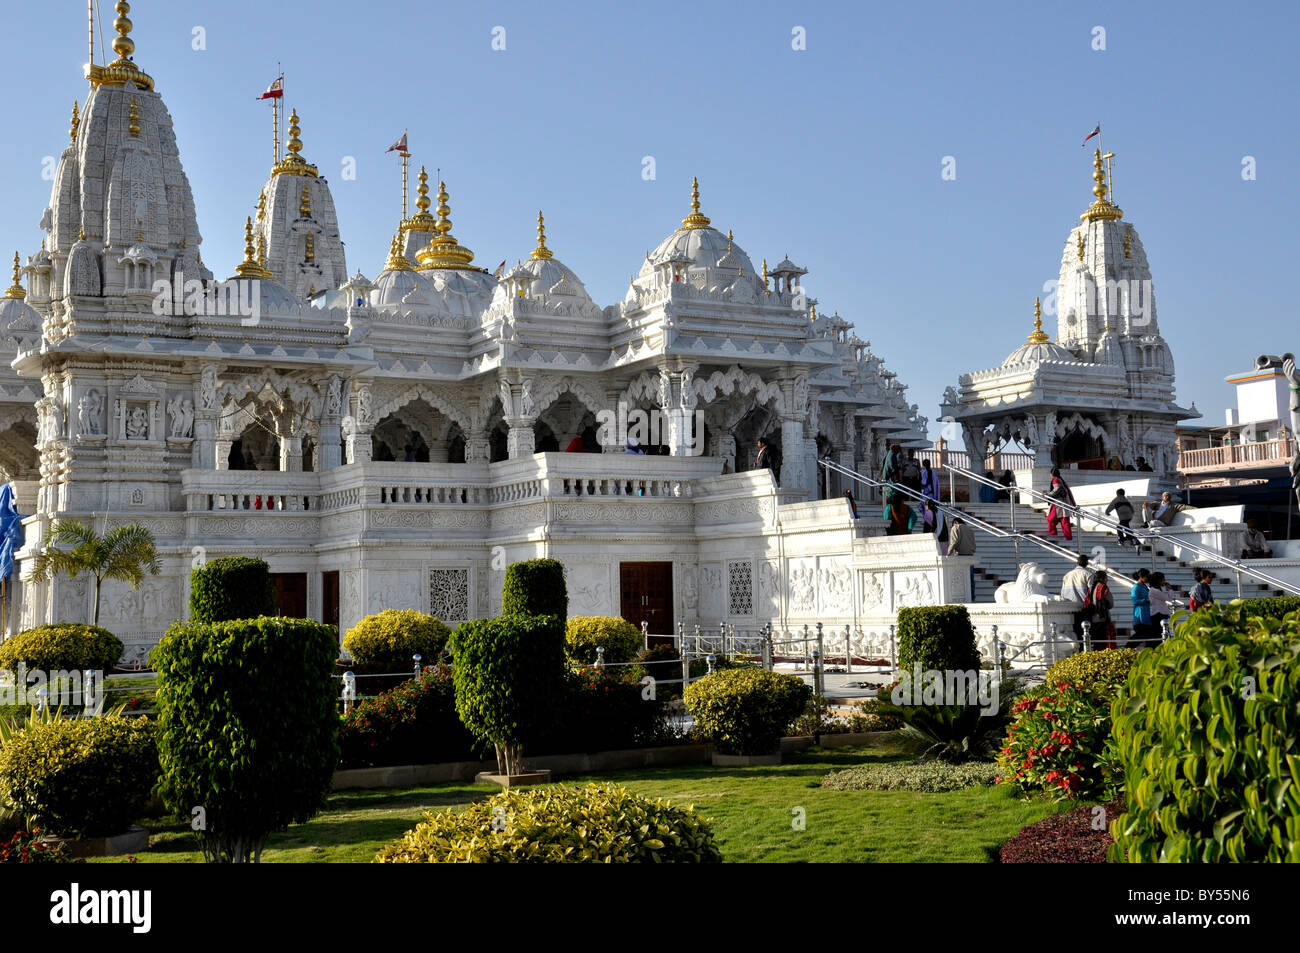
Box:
[375, 783, 721, 863]
[501, 559, 568, 623]
[449, 613, 567, 775]
[152, 617, 339, 863]
[683, 668, 811, 755]
[996, 681, 1120, 800]
[0, 623, 123, 673]
[337, 664, 479, 769]
[1044, 649, 1140, 697]
[189, 556, 275, 623]
[540, 667, 669, 754]
[566, 616, 642, 665]
[0, 715, 157, 837]
[1109, 603, 1300, 862]
[1227, 595, 1300, 620]
[821, 760, 1000, 792]
[896, 605, 979, 674]
[845, 695, 904, 732]
[342, 610, 452, 672]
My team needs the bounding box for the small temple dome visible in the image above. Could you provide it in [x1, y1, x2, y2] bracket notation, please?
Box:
[1002, 298, 1080, 366]
[0, 254, 41, 332]
[639, 178, 755, 279]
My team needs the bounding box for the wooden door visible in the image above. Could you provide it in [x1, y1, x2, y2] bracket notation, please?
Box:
[619, 562, 674, 635]
[321, 571, 340, 635]
[270, 572, 308, 619]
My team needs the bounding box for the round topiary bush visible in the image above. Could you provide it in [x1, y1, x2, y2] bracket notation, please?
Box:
[189, 556, 275, 623]
[342, 610, 453, 672]
[1109, 603, 1300, 862]
[1044, 648, 1140, 697]
[375, 782, 721, 863]
[565, 616, 643, 665]
[0, 715, 157, 838]
[152, 616, 339, 863]
[501, 558, 568, 623]
[683, 668, 811, 755]
[0, 623, 123, 673]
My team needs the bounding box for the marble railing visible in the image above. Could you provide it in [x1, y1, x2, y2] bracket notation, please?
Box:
[181, 454, 725, 514]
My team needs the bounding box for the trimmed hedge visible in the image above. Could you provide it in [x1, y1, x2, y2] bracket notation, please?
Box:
[342, 610, 452, 672]
[0, 716, 157, 837]
[1109, 603, 1300, 862]
[565, 616, 643, 665]
[683, 668, 811, 755]
[189, 556, 275, 623]
[0, 623, 123, 673]
[375, 783, 721, 863]
[821, 761, 1000, 792]
[1044, 648, 1140, 698]
[896, 605, 980, 675]
[501, 559, 568, 623]
[338, 664, 479, 769]
[1229, 595, 1300, 620]
[449, 613, 567, 773]
[152, 616, 339, 863]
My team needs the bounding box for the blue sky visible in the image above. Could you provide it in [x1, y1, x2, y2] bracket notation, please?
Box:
[4, 1, 1296, 433]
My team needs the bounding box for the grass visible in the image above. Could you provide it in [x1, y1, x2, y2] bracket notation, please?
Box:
[96, 734, 1069, 863]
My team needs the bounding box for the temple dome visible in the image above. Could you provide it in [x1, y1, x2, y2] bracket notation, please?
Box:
[639, 178, 755, 278]
[1001, 340, 1080, 367]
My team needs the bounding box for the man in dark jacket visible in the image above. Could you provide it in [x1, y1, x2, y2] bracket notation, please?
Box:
[1105, 488, 1137, 547]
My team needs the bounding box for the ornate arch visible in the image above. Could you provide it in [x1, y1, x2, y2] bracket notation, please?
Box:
[218, 369, 323, 421]
[529, 375, 608, 421]
[1055, 412, 1107, 441]
[690, 365, 786, 415]
[371, 384, 472, 433]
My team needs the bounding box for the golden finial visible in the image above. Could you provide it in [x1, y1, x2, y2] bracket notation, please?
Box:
[1027, 297, 1050, 344]
[1076, 231, 1084, 261]
[810, 304, 817, 322]
[414, 180, 481, 271]
[304, 232, 315, 263]
[727, 229, 733, 252]
[1080, 148, 1123, 222]
[300, 185, 312, 219]
[3, 253, 25, 300]
[88, 2, 154, 92]
[257, 232, 269, 272]
[137, 227, 144, 243]
[69, 101, 80, 142]
[234, 217, 267, 278]
[531, 210, 553, 261]
[404, 167, 437, 233]
[257, 192, 266, 223]
[385, 234, 413, 272]
[270, 109, 318, 178]
[680, 177, 712, 230]
[128, 97, 140, 138]
[762, 258, 770, 294]
[1123, 227, 1132, 258]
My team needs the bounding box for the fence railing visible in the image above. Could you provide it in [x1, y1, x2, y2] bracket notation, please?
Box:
[1178, 437, 1294, 472]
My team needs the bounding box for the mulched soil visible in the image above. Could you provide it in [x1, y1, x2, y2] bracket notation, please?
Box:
[999, 797, 1125, 863]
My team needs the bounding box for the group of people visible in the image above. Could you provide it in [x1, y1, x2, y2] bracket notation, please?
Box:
[880, 444, 945, 538]
[1106, 455, 1156, 472]
[1061, 554, 1216, 648]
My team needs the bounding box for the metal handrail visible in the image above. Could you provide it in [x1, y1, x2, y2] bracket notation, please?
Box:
[944, 463, 1300, 597]
[820, 458, 1141, 589]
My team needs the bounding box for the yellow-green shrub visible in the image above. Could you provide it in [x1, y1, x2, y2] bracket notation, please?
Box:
[0, 623, 123, 673]
[684, 668, 811, 755]
[565, 616, 642, 664]
[342, 610, 452, 671]
[1045, 649, 1140, 697]
[375, 783, 720, 863]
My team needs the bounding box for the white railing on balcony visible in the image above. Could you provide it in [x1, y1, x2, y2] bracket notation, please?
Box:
[1178, 437, 1294, 472]
[930, 449, 1037, 472]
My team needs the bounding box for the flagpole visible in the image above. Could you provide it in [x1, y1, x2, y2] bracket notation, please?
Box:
[400, 135, 410, 224]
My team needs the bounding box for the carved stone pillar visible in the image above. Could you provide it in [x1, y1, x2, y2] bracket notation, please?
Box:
[280, 433, 303, 472]
[780, 418, 805, 490]
[317, 376, 344, 470]
[346, 379, 375, 464]
[214, 436, 232, 470]
[506, 420, 536, 458]
[464, 434, 490, 463]
[719, 433, 737, 471]
[196, 362, 221, 469]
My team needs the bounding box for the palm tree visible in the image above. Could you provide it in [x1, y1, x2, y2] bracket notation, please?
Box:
[30, 520, 161, 626]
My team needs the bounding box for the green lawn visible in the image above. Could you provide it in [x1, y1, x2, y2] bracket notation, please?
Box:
[105, 735, 1068, 863]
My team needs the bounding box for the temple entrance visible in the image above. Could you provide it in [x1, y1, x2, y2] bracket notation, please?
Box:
[619, 562, 674, 636]
[270, 572, 308, 619]
[1056, 421, 1107, 468]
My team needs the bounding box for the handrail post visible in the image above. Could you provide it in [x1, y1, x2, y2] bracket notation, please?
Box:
[889, 623, 897, 680]
[844, 624, 852, 674]
[1082, 620, 1092, 653]
[641, 620, 649, 651]
[762, 623, 772, 670]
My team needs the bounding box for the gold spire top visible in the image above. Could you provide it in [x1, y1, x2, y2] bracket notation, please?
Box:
[1080, 148, 1123, 222]
[3, 253, 25, 300]
[87, 2, 155, 92]
[530, 210, 553, 261]
[1123, 227, 1132, 259]
[727, 229, 733, 252]
[69, 101, 80, 143]
[404, 167, 437, 233]
[762, 258, 770, 294]
[271, 109, 318, 178]
[1027, 297, 1050, 344]
[234, 217, 270, 278]
[257, 232, 269, 273]
[300, 185, 312, 219]
[304, 232, 315, 263]
[415, 181, 482, 271]
[680, 177, 712, 230]
[128, 97, 140, 137]
[384, 234, 414, 272]
[1076, 231, 1085, 261]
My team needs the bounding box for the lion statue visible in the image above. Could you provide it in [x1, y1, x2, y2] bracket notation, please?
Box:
[994, 563, 1058, 603]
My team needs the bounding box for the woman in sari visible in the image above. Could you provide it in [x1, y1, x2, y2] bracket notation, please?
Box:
[1045, 466, 1076, 541]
